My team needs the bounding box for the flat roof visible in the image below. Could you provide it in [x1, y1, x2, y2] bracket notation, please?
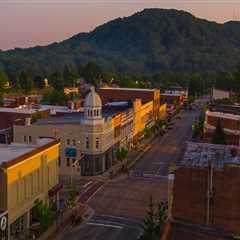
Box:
[209, 104, 240, 115]
[35, 103, 132, 125]
[180, 142, 240, 169]
[100, 87, 157, 92]
[0, 138, 56, 166]
[40, 105, 84, 113]
[35, 112, 85, 125]
[0, 107, 46, 114]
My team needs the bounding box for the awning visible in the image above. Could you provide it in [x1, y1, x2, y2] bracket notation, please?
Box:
[48, 183, 63, 197]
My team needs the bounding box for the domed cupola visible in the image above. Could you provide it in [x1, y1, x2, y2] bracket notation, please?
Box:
[84, 86, 102, 120]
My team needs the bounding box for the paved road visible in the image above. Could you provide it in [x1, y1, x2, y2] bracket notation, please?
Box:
[62, 99, 206, 240]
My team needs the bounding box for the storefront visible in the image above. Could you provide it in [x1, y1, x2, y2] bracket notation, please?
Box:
[0, 211, 8, 240]
[10, 213, 28, 240]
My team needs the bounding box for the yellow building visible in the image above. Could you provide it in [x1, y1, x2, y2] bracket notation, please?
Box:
[0, 138, 60, 240]
[159, 103, 167, 120]
[133, 99, 153, 139]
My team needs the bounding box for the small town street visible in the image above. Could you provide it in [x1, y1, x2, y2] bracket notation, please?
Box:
[62, 98, 207, 240]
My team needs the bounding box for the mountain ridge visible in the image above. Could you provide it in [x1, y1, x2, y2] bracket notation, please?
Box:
[1, 8, 240, 77]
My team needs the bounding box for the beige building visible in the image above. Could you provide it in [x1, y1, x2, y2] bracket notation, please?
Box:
[14, 87, 155, 178]
[0, 138, 60, 239]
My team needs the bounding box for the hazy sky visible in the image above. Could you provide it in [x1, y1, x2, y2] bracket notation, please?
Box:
[0, 0, 240, 50]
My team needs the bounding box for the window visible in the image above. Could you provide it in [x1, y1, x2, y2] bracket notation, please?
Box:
[67, 139, 70, 145]
[73, 139, 76, 146]
[66, 158, 70, 167]
[29, 136, 32, 143]
[24, 136, 27, 142]
[58, 157, 61, 166]
[86, 137, 89, 149]
[96, 137, 99, 149]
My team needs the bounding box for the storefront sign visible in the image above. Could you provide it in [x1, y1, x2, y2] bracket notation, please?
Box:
[65, 148, 77, 157]
[0, 211, 8, 240]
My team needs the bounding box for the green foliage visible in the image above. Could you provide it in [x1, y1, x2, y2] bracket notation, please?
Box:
[67, 185, 78, 208]
[42, 90, 68, 105]
[36, 202, 53, 232]
[63, 65, 79, 87]
[82, 61, 102, 86]
[19, 70, 34, 93]
[141, 196, 168, 240]
[49, 71, 64, 91]
[211, 120, 226, 145]
[116, 147, 128, 162]
[192, 114, 205, 139]
[2, 9, 240, 84]
[0, 69, 9, 89]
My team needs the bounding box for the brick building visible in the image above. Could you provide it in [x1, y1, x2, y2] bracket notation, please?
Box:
[204, 104, 240, 145]
[0, 108, 50, 144]
[166, 142, 240, 239]
[98, 87, 160, 120]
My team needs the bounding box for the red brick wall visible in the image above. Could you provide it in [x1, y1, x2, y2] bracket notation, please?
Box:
[213, 166, 240, 234]
[0, 110, 50, 129]
[98, 88, 160, 119]
[207, 115, 239, 131]
[172, 167, 208, 225]
[173, 166, 240, 235]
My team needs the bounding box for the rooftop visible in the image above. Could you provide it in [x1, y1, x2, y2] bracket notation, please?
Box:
[208, 104, 240, 115]
[34, 102, 132, 125]
[0, 138, 55, 166]
[100, 87, 157, 92]
[0, 106, 47, 114]
[180, 142, 240, 169]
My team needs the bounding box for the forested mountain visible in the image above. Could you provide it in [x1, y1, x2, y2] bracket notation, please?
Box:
[1, 8, 240, 78]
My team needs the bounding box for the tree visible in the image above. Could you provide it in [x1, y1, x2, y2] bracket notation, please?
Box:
[36, 201, 53, 232]
[48, 90, 68, 105]
[155, 202, 168, 236]
[211, 120, 226, 145]
[19, 70, 34, 93]
[116, 147, 128, 162]
[49, 71, 64, 91]
[0, 69, 9, 89]
[63, 65, 75, 87]
[67, 185, 78, 208]
[142, 196, 157, 240]
[141, 197, 168, 240]
[82, 62, 102, 86]
[34, 75, 44, 89]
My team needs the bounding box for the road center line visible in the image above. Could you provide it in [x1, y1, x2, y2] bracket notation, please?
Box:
[87, 222, 123, 229]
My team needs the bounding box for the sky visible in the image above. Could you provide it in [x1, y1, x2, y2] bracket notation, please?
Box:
[0, 0, 240, 50]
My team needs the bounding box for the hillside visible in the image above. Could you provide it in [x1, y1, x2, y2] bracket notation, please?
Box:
[1, 8, 240, 77]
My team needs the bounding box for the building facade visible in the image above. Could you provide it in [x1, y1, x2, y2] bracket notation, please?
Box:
[98, 87, 160, 120]
[0, 138, 60, 240]
[14, 87, 155, 178]
[204, 105, 240, 145]
[170, 142, 240, 237]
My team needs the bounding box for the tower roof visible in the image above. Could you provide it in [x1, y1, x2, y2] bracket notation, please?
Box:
[84, 86, 102, 108]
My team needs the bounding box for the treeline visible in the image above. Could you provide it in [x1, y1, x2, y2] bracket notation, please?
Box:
[1, 61, 240, 103]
